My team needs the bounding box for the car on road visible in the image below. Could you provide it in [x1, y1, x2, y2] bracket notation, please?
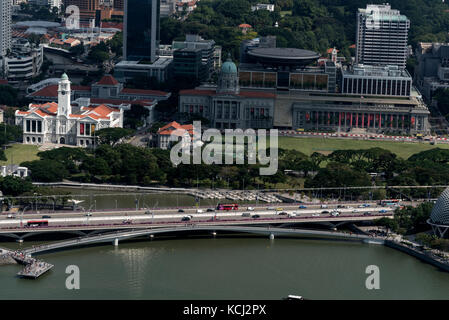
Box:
[320, 205, 328, 209]
[363, 212, 372, 216]
[312, 213, 320, 217]
[299, 205, 307, 209]
[242, 212, 251, 217]
[252, 214, 261, 219]
[178, 209, 185, 213]
[196, 209, 204, 213]
[278, 211, 288, 216]
[331, 210, 340, 217]
[321, 210, 330, 214]
[379, 209, 388, 213]
[85, 212, 92, 217]
[247, 207, 255, 211]
[275, 207, 284, 211]
[288, 212, 298, 218]
[362, 204, 371, 207]
[182, 215, 193, 221]
[206, 208, 215, 212]
[352, 209, 359, 213]
[145, 210, 152, 215]
[6, 214, 15, 219]
[337, 205, 345, 209]
[267, 207, 275, 210]
[122, 219, 132, 224]
[358, 205, 365, 208]
[42, 215, 51, 219]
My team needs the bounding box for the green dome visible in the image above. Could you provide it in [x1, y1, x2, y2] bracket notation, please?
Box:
[221, 55, 237, 74]
[61, 73, 69, 80]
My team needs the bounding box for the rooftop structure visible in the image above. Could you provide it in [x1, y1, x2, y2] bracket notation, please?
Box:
[246, 47, 320, 68]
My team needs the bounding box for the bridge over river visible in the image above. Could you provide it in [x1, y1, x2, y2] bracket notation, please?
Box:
[20, 225, 384, 256]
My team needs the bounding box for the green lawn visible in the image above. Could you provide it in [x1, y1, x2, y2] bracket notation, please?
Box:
[0, 144, 40, 166]
[278, 136, 449, 159]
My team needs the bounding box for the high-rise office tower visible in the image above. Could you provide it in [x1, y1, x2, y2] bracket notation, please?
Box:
[123, 0, 160, 62]
[356, 4, 410, 69]
[0, 0, 12, 57]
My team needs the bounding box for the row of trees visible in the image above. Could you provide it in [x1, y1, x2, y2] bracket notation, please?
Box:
[16, 131, 449, 200]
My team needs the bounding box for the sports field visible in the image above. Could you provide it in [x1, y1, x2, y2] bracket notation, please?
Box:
[278, 136, 449, 159]
[0, 144, 39, 166]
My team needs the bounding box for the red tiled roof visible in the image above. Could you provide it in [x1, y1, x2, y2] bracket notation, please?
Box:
[157, 121, 195, 136]
[120, 88, 170, 97]
[101, 22, 123, 30]
[30, 85, 58, 97]
[239, 24, 252, 28]
[96, 75, 119, 86]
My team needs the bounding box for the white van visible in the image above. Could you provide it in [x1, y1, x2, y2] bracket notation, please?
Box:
[320, 204, 328, 209]
[288, 212, 298, 218]
[6, 214, 15, 219]
[196, 209, 204, 213]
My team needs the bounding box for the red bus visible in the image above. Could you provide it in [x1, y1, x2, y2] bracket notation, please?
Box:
[26, 220, 49, 227]
[216, 204, 239, 211]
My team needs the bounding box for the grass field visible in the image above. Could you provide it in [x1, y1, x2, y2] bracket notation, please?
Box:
[0, 144, 40, 166]
[278, 136, 449, 159]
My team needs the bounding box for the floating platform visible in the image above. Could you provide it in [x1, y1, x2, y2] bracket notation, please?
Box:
[17, 261, 53, 279]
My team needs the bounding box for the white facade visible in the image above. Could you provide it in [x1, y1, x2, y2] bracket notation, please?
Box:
[251, 4, 274, 12]
[0, 165, 28, 178]
[0, 0, 12, 57]
[15, 74, 124, 147]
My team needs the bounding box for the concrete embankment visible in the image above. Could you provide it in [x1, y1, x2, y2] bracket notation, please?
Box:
[385, 240, 449, 272]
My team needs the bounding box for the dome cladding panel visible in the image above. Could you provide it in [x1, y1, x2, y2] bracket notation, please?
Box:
[430, 187, 449, 225]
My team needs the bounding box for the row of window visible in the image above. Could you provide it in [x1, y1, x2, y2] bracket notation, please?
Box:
[25, 120, 42, 133]
[342, 77, 411, 96]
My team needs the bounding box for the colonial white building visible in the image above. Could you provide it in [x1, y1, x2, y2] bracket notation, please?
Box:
[15, 74, 124, 147]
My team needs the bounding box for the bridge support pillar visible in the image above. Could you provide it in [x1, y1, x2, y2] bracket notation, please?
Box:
[113, 238, 119, 246]
[269, 233, 275, 240]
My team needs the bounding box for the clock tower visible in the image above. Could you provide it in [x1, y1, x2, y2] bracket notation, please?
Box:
[58, 73, 72, 117]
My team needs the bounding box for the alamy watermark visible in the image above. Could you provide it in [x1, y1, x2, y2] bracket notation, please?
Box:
[65, 265, 80, 290]
[169, 121, 278, 176]
[365, 265, 380, 290]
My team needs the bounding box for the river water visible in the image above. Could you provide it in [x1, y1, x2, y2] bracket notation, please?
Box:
[1, 237, 448, 300]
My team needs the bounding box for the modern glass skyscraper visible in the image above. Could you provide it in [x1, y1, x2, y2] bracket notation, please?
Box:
[356, 4, 410, 69]
[0, 0, 12, 57]
[124, 0, 160, 63]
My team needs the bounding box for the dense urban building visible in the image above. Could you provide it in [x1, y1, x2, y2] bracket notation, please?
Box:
[64, 0, 100, 11]
[28, 0, 62, 10]
[0, 0, 12, 57]
[15, 74, 124, 146]
[415, 42, 449, 101]
[356, 4, 410, 68]
[0, 38, 44, 82]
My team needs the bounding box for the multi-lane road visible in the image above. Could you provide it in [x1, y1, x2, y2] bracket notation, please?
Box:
[0, 202, 395, 231]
